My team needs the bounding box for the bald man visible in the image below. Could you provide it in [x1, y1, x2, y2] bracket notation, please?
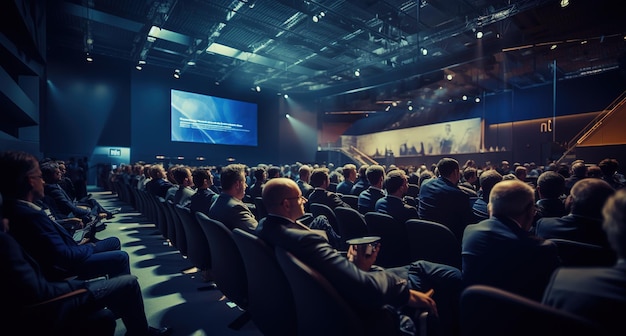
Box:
[462, 180, 560, 301]
[257, 178, 462, 335]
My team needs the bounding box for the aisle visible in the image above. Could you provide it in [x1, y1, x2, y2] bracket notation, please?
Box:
[89, 187, 262, 336]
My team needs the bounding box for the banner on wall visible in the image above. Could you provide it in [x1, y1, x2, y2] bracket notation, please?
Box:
[341, 118, 482, 157]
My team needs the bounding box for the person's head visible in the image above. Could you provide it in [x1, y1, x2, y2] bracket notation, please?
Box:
[479, 170, 503, 201]
[192, 168, 213, 189]
[514, 166, 527, 181]
[220, 164, 248, 200]
[56, 160, 67, 177]
[166, 165, 178, 183]
[537, 171, 565, 199]
[298, 165, 312, 183]
[501, 161, 510, 171]
[365, 164, 385, 187]
[569, 178, 614, 218]
[437, 158, 460, 183]
[0, 151, 44, 202]
[40, 162, 62, 184]
[418, 170, 435, 187]
[263, 178, 306, 221]
[489, 180, 536, 231]
[342, 164, 357, 182]
[149, 164, 166, 179]
[267, 166, 282, 179]
[384, 169, 408, 196]
[587, 165, 603, 178]
[602, 188, 626, 259]
[172, 166, 193, 187]
[570, 161, 588, 178]
[357, 164, 369, 181]
[463, 167, 478, 184]
[599, 158, 620, 177]
[310, 168, 330, 188]
[254, 167, 267, 184]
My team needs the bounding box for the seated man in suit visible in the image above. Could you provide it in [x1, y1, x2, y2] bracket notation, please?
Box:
[208, 163, 257, 232]
[172, 165, 195, 207]
[462, 180, 561, 301]
[536, 178, 614, 247]
[351, 164, 370, 196]
[246, 167, 266, 201]
[0, 195, 170, 335]
[336, 164, 357, 195]
[306, 168, 350, 213]
[418, 158, 475, 241]
[375, 169, 418, 225]
[296, 164, 314, 198]
[357, 164, 386, 214]
[0, 151, 130, 281]
[188, 168, 218, 217]
[257, 178, 462, 335]
[535, 171, 567, 219]
[145, 164, 173, 199]
[471, 170, 503, 221]
[542, 188, 626, 335]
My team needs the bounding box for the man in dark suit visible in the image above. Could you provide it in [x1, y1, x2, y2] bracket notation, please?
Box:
[208, 163, 257, 232]
[350, 164, 370, 196]
[246, 166, 267, 201]
[535, 171, 567, 219]
[542, 188, 626, 335]
[0, 194, 170, 335]
[564, 160, 587, 196]
[172, 166, 195, 207]
[462, 180, 560, 301]
[0, 151, 130, 282]
[418, 158, 475, 241]
[296, 164, 314, 198]
[357, 164, 385, 214]
[189, 168, 218, 217]
[336, 163, 357, 195]
[536, 178, 614, 247]
[375, 170, 418, 225]
[306, 168, 350, 212]
[471, 170, 503, 221]
[146, 164, 173, 199]
[256, 178, 464, 334]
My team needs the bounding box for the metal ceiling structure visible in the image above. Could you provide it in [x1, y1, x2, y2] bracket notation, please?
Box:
[46, 0, 626, 115]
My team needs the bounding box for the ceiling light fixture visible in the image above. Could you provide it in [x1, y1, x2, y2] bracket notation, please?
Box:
[421, 47, 428, 56]
[475, 97, 481, 103]
[476, 31, 483, 39]
[354, 69, 360, 77]
[173, 69, 181, 79]
[284, 94, 289, 98]
[462, 95, 468, 101]
[550, 44, 557, 50]
[255, 85, 261, 92]
[86, 53, 93, 62]
[446, 74, 453, 81]
[560, 0, 570, 8]
[138, 60, 146, 65]
[135, 65, 142, 70]
[187, 60, 196, 66]
[312, 15, 319, 22]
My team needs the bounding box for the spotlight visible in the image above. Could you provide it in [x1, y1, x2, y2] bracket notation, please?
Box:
[385, 105, 391, 111]
[319, 11, 325, 17]
[354, 69, 360, 77]
[135, 65, 143, 70]
[187, 60, 196, 66]
[476, 31, 483, 39]
[421, 48, 428, 56]
[285, 113, 290, 118]
[446, 74, 453, 81]
[391, 101, 397, 107]
[86, 53, 93, 62]
[408, 106, 413, 111]
[283, 94, 289, 99]
[462, 95, 468, 101]
[560, 0, 570, 8]
[550, 44, 557, 50]
[255, 85, 261, 92]
[475, 97, 481, 103]
[138, 60, 146, 65]
[312, 15, 319, 22]
[173, 69, 181, 79]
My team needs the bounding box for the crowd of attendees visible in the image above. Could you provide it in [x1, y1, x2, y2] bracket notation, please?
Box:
[3, 148, 626, 335]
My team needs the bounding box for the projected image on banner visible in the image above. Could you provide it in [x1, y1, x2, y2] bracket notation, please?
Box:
[171, 89, 258, 146]
[342, 118, 481, 157]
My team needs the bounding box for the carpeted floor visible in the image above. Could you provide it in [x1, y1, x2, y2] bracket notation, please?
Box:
[90, 187, 263, 336]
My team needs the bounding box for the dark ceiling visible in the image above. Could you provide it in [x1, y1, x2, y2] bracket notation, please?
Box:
[46, 0, 626, 115]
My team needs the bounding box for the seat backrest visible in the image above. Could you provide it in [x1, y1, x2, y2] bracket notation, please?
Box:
[407, 183, 420, 198]
[176, 204, 211, 271]
[254, 196, 267, 220]
[167, 200, 187, 255]
[334, 206, 368, 242]
[460, 285, 601, 336]
[195, 212, 248, 309]
[159, 198, 176, 243]
[274, 248, 364, 336]
[364, 212, 411, 268]
[548, 238, 616, 267]
[405, 219, 461, 269]
[232, 229, 296, 336]
[309, 203, 339, 232]
[340, 194, 359, 210]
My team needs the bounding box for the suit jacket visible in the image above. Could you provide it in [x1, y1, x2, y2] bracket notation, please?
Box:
[336, 180, 355, 195]
[173, 186, 195, 207]
[208, 193, 258, 232]
[536, 198, 567, 219]
[462, 216, 560, 301]
[351, 178, 370, 196]
[535, 214, 610, 248]
[5, 200, 94, 280]
[471, 198, 489, 222]
[44, 183, 91, 219]
[375, 195, 418, 225]
[255, 214, 410, 311]
[189, 188, 218, 216]
[146, 178, 173, 199]
[296, 180, 314, 198]
[358, 187, 385, 214]
[542, 262, 626, 335]
[306, 188, 350, 212]
[418, 176, 475, 240]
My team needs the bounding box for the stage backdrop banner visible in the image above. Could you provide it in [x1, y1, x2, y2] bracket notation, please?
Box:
[341, 118, 481, 157]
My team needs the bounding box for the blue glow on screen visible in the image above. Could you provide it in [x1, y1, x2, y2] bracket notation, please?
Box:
[171, 89, 258, 146]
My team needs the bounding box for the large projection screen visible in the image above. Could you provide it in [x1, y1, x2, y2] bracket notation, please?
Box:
[171, 89, 258, 146]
